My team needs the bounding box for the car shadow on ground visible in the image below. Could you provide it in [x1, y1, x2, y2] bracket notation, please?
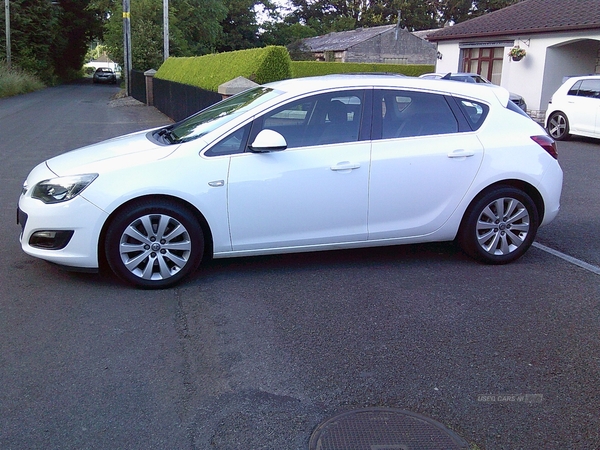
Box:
[33, 241, 471, 290]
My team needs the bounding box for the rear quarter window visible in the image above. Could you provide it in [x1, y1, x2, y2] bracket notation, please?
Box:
[455, 99, 489, 130]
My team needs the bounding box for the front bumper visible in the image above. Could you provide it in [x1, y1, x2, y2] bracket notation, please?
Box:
[18, 193, 109, 269]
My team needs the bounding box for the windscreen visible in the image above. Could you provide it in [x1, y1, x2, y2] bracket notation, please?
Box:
[160, 86, 281, 144]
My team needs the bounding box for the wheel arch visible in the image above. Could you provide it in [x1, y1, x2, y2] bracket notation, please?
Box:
[461, 179, 544, 228]
[97, 194, 214, 271]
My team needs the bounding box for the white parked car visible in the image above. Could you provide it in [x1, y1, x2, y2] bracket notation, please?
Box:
[545, 74, 600, 140]
[18, 74, 563, 288]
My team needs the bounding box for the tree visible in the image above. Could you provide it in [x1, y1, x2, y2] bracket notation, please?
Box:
[0, 0, 102, 82]
[436, 0, 523, 25]
[171, 0, 227, 54]
[52, 0, 103, 80]
[101, 0, 228, 69]
[260, 20, 318, 47]
[215, 0, 263, 52]
[1, 0, 57, 80]
[286, 0, 522, 33]
[103, 0, 165, 70]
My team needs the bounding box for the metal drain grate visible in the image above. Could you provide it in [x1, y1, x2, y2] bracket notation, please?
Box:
[309, 408, 469, 450]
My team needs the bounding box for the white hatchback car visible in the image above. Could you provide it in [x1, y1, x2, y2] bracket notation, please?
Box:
[545, 74, 600, 140]
[18, 75, 563, 288]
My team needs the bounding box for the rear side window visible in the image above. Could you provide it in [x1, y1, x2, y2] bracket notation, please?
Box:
[455, 98, 489, 130]
[375, 90, 459, 139]
[577, 79, 600, 98]
[567, 79, 600, 98]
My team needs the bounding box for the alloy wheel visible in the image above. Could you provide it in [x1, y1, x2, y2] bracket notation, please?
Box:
[475, 197, 530, 256]
[118, 213, 193, 281]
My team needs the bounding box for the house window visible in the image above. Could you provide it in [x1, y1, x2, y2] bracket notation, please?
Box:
[462, 47, 504, 84]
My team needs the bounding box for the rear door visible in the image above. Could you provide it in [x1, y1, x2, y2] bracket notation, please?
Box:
[367, 89, 484, 240]
[566, 79, 600, 136]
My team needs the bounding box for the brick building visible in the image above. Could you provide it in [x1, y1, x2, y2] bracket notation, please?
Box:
[302, 25, 437, 65]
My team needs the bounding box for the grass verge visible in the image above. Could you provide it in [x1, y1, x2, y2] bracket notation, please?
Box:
[0, 61, 45, 98]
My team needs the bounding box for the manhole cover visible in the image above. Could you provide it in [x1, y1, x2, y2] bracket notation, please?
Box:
[309, 408, 469, 450]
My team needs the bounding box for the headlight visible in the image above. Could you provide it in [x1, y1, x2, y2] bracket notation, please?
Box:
[31, 174, 98, 204]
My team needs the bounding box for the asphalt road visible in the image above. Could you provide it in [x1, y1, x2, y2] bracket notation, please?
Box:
[1, 82, 599, 449]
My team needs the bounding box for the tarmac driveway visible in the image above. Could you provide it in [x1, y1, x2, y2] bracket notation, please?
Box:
[1, 83, 599, 449]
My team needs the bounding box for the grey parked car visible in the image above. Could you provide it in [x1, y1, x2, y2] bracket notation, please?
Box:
[93, 67, 117, 84]
[419, 73, 528, 112]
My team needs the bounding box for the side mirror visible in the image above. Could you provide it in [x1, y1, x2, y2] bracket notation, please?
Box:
[249, 129, 287, 153]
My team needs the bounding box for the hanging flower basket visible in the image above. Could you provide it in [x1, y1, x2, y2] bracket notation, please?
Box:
[508, 46, 526, 61]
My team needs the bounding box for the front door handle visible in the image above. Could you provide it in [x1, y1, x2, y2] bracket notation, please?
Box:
[331, 161, 361, 171]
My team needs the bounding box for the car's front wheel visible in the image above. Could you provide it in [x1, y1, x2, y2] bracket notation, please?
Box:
[105, 200, 204, 288]
[458, 187, 539, 264]
[547, 112, 570, 140]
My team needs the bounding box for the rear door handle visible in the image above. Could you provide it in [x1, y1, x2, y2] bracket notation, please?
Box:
[448, 149, 475, 158]
[331, 161, 361, 171]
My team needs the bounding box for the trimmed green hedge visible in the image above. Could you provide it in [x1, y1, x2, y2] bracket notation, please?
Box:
[155, 46, 292, 92]
[155, 47, 435, 93]
[291, 61, 434, 78]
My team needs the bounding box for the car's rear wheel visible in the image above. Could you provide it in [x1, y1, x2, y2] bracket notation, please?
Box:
[105, 200, 204, 288]
[458, 187, 539, 264]
[547, 112, 570, 140]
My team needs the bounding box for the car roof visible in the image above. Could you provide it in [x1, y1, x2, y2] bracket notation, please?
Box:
[264, 74, 510, 106]
[421, 72, 484, 78]
[564, 74, 600, 82]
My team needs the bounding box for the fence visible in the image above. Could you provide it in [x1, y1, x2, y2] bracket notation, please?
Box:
[130, 70, 147, 104]
[153, 78, 222, 122]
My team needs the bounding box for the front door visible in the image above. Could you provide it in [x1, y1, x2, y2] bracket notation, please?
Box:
[227, 90, 371, 251]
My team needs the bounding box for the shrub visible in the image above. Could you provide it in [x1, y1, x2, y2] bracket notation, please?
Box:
[155, 46, 292, 92]
[291, 61, 435, 78]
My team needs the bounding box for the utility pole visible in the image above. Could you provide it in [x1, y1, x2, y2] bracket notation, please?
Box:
[123, 0, 132, 95]
[163, 0, 169, 61]
[4, 0, 10, 69]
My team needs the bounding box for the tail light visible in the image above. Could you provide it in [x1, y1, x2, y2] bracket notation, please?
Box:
[531, 135, 558, 159]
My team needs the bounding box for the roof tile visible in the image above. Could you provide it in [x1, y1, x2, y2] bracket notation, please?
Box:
[428, 0, 600, 40]
[303, 25, 396, 51]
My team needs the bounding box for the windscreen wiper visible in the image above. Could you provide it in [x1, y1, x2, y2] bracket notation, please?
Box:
[156, 127, 176, 144]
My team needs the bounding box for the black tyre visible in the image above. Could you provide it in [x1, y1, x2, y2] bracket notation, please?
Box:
[458, 187, 539, 264]
[546, 112, 570, 141]
[105, 200, 204, 288]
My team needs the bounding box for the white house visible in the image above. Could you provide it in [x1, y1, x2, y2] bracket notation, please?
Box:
[84, 54, 120, 72]
[427, 0, 600, 121]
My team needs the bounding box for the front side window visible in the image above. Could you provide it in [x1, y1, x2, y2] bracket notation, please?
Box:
[375, 90, 459, 139]
[253, 90, 365, 148]
[567, 80, 582, 96]
[205, 123, 252, 156]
